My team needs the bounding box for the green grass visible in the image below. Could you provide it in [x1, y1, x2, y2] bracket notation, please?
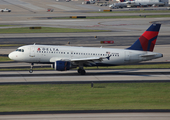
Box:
[85, 63, 170, 69]
[0, 25, 15, 27]
[0, 27, 109, 34]
[0, 56, 12, 62]
[0, 83, 169, 112]
[0, 62, 170, 70]
[0, 67, 53, 71]
[0, 44, 25, 47]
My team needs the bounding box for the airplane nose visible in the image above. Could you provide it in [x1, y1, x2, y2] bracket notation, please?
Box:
[8, 52, 14, 60]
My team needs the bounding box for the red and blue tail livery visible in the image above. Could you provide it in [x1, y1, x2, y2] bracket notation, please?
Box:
[127, 24, 161, 52]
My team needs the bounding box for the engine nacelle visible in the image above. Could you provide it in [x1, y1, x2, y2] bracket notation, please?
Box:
[54, 61, 71, 71]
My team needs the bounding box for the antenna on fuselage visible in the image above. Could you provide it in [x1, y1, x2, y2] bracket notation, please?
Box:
[33, 43, 36, 45]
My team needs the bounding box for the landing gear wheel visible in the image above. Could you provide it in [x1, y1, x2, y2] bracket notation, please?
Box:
[78, 69, 81, 74]
[80, 69, 86, 75]
[29, 63, 34, 73]
[77, 69, 86, 75]
[29, 69, 33, 73]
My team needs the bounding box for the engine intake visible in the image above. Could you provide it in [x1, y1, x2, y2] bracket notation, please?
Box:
[54, 61, 70, 71]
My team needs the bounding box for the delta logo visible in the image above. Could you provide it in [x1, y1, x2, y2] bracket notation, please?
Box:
[37, 48, 59, 51]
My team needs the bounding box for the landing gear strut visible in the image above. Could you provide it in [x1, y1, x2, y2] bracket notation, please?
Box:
[77, 67, 86, 75]
[29, 63, 34, 73]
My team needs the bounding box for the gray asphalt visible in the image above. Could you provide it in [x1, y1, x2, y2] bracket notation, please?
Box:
[0, 69, 170, 84]
[0, 36, 170, 46]
[1, 113, 170, 120]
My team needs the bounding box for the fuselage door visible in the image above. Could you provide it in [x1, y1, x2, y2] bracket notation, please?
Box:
[125, 51, 130, 61]
[30, 47, 35, 57]
[70, 51, 74, 59]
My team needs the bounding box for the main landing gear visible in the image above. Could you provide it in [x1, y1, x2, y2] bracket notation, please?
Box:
[77, 67, 86, 75]
[29, 63, 34, 73]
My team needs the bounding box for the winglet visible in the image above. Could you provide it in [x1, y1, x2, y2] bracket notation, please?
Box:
[127, 24, 161, 52]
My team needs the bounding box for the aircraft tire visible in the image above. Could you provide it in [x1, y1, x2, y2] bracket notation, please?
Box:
[78, 69, 81, 74]
[29, 69, 33, 73]
[80, 69, 86, 75]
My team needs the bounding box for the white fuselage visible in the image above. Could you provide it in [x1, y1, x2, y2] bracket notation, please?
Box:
[9, 45, 163, 67]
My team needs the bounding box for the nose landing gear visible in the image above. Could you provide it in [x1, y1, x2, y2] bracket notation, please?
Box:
[29, 63, 34, 73]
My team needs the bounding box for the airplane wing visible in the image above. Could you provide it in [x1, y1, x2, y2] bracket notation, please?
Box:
[50, 56, 111, 66]
[70, 57, 104, 62]
[70, 56, 110, 66]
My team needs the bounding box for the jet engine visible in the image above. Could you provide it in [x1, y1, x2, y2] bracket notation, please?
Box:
[54, 61, 71, 71]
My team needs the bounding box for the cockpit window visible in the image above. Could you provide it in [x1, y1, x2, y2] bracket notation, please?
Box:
[16, 49, 24, 52]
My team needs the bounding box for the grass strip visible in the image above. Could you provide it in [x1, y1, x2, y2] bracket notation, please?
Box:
[85, 63, 170, 69]
[0, 27, 109, 34]
[0, 56, 13, 62]
[0, 83, 169, 112]
[0, 63, 170, 71]
[0, 44, 25, 47]
[0, 25, 15, 27]
[0, 67, 53, 71]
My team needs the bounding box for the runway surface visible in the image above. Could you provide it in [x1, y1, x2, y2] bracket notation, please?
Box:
[0, 69, 170, 84]
[1, 113, 170, 120]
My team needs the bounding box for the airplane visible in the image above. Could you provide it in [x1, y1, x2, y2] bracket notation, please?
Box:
[110, 0, 165, 9]
[8, 24, 163, 75]
[126, 0, 165, 7]
[109, 2, 127, 9]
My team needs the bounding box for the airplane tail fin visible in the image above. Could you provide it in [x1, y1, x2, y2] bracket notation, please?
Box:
[127, 24, 161, 52]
